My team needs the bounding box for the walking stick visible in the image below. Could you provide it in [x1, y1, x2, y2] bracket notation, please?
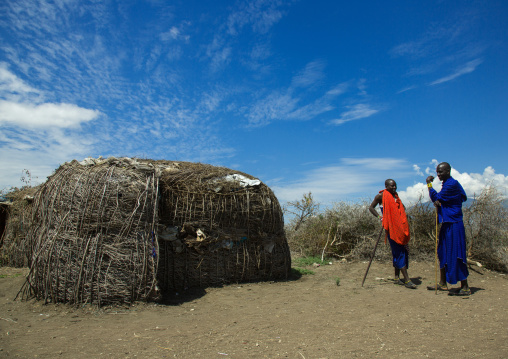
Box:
[435, 207, 439, 295]
[361, 226, 384, 287]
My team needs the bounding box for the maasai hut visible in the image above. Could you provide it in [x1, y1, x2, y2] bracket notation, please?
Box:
[18, 157, 290, 305]
[0, 188, 37, 267]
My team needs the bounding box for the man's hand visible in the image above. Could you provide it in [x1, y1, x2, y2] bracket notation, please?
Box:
[433, 200, 441, 207]
[426, 176, 434, 184]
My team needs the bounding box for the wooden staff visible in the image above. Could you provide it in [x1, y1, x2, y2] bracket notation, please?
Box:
[435, 207, 439, 294]
[361, 226, 384, 287]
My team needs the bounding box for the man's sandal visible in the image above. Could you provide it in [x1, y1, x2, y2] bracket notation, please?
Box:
[395, 278, 405, 286]
[404, 280, 417, 289]
[448, 288, 471, 296]
[426, 283, 448, 291]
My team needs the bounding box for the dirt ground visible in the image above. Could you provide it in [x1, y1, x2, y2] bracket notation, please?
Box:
[1, 259, 507, 359]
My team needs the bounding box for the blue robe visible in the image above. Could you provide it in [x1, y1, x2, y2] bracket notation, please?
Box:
[388, 235, 409, 269]
[429, 177, 469, 284]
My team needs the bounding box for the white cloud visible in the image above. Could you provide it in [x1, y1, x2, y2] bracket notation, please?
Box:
[390, 19, 469, 60]
[250, 43, 271, 61]
[0, 126, 97, 190]
[271, 157, 410, 204]
[0, 68, 102, 189]
[206, 0, 288, 72]
[397, 182, 434, 206]
[209, 46, 232, 73]
[246, 87, 343, 127]
[160, 26, 189, 42]
[271, 158, 508, 212]
[226, 0, 286, 36]
[247, 90, 299, 126]
[341, 158, 406, 170]
[398, 165, 508, 205]
[397, 85, 417, 94]
[0, 65, 39, 96]
[390, 12, 486, 88]
[291, 60, 325, 88]
[0, 101, 100, 128]
[0, 66, 101, 129]
[413, 164, 423, 176]
[330, 104, 379, 125]
[326, 82, 349, 96]
[429, 58, 483, 86]
[246, 62, 353, 127]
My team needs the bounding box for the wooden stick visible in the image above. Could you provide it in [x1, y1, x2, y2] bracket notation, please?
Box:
[321, 222, 334, 262]
[435, 208, 439, 295]
[361, 226, 384, 287]
[467, 258, 482, 267]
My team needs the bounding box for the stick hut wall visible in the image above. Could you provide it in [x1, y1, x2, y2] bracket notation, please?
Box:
[18, 158, 290, 305]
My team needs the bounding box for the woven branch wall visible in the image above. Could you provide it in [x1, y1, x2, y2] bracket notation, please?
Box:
[158, 162, 290, 292]
[19, 159, 159, 305]
[19, 158, 290, 305]
[0, 187, 37, 267]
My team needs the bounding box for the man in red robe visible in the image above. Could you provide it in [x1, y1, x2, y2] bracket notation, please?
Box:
[369, 179, 417, 289]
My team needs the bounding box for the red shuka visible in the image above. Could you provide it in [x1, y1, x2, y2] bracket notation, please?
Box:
[381, 189, 410, 245]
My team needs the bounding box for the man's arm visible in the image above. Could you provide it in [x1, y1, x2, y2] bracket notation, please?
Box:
[426, 175, 441, 206]
[369, 194, 383, 219]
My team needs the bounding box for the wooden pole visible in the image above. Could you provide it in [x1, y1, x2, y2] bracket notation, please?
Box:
[361, 226, 384, 287]
[435, 208, 439, 295]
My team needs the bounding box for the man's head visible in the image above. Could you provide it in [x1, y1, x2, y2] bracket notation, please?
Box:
[436, 162, 451, 181]
[385, 179, 397, 194]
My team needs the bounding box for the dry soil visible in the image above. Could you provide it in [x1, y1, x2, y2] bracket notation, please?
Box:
[1, 260, 507, 358]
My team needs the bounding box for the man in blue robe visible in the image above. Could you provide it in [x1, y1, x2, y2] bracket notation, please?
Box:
[426, 162, 471, 296]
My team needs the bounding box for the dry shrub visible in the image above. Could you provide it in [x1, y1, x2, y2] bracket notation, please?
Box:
[287, 200, 392, 262]
[463, 186, 508, 272]
[405, 195, 439, 260]
[286, 188, 508, 273]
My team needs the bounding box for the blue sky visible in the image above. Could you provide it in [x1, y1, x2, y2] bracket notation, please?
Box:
[1, 0, 507, 206]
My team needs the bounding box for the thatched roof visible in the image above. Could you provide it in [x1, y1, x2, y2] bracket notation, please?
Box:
[17, 157, 290, 305]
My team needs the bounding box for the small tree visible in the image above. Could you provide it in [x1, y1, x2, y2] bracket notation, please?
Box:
[284, 192, 319, 231]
